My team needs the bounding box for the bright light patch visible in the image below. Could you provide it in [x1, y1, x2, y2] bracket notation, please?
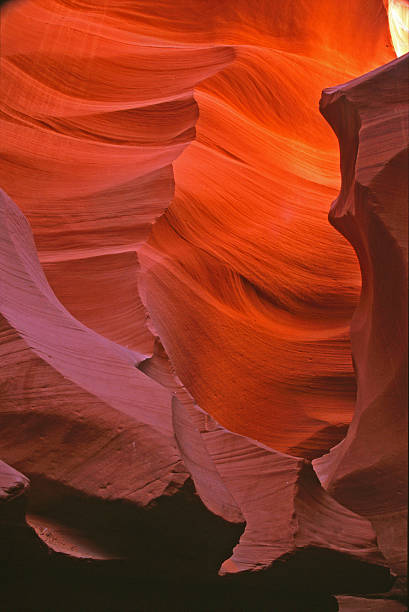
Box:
[388, 0, 409, 56]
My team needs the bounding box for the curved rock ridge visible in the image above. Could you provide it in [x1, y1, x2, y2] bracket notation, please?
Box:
[0, 187, 184, 499]
[172, 397, 391, 592]
[0, 188, 247, 571]
[135, 336, 395, 591]
[0, 189, 394, 592]
[138, 0, 396, 455]
[314, 53, 408, 576]
[1, 0, 396, 456]
[0, 0, 234, 356]
[0, 0, 406, 602]
[132, 333, 394, 591]
[42, 253, 155, 355]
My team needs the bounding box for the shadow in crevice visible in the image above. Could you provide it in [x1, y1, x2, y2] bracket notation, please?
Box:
[1, 562, 340, 612]
[23, 473, 244, 579]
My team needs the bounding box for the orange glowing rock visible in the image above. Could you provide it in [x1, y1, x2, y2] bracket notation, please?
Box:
[1, 0, 395, 457]
[138, 1, 395, 455]
[0, 0, 407, 606]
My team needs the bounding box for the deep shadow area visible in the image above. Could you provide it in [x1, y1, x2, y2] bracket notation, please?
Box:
[220, 547, 393, 596]
[1, 559, 340, 612]
[24, 474, 244, 579]
[1, 474, 395, 611]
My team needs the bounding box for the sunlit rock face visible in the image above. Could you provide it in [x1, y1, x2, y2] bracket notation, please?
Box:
[0, 0, 407, 608]
[386, 0, 409, 56]
[0, 0, 233, 360]
[138, 1, 395, 455]
[0, 1, 395, 459]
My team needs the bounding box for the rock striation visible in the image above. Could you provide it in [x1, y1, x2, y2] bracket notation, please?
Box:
[137, 0, 395, 455]
[0, 189, 242, 573]
[1, 0, 396, 457]
[315, 53, 409, 577]
[0, 0, 407, 608]
[0, 188, 394, 594]
[0, 0, 233, 365]
[173, 398, 391, 593]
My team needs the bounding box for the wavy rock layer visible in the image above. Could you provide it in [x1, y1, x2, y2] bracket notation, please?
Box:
[0, 188, 393, 597]
[0, 189, 243, 572]
[173, 398, 390, 593]
[1, 0, 395, 457]
[0, 0, 233, 359]
[138, 0, 395, 455]
[0, 0, 406, 605]
[314, 54, 409, 576]
[43, 253, 155, 354]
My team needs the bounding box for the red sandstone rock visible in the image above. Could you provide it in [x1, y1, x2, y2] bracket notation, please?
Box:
[43, 253, 155, 354]
[314, 54, 409, 576]
[0, 189, 242, 570]
[138, 0, 394, 455]
[0, 0, 406, 602]
[0, 0, 233, 385]
[172, 398, 392, 593]
[0, 184, 182, 525]
[139, 341, 392, 592]
[1, 0, 395, 457]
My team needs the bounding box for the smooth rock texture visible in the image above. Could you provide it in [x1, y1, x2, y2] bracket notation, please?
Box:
[1, 0, 396, 457]
[43, 253, 155, 354]
[314, 53, 409, 576]
[138, 0, 395, 455]
[0, 189, 242, 572]
[0, 0, 407, 607]
[0, 0, 233, 397]
[141, 342, 393, 594]
[0, 187, 395, 595]
[173, 398, 391, 593]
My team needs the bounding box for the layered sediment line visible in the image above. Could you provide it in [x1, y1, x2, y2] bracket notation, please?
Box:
[314, 53, 409, 576]
[1, 0, 395, 455]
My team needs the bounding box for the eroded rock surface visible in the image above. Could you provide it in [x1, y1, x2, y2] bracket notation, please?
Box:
[0, 0, 406, 608]
[173, 398, 391, 593]
[0, 189, 242, 573]
[1, 0, 396, 456]
[315, 53, 409, 576]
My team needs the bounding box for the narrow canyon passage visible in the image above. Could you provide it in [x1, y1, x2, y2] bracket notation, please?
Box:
[0, 1, 407, 610]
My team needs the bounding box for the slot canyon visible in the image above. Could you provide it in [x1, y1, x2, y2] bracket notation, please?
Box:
[0, 0, 408, 610]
